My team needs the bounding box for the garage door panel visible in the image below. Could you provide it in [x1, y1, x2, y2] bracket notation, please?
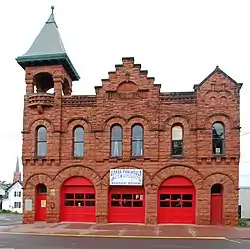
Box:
[158, 186, 195, 224]
[61, 186, 96, 222]
[109, 187, 145, 223]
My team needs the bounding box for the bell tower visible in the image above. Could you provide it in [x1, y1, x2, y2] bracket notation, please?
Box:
[16, 6, 80, 96]
[16, 6, 80, 168]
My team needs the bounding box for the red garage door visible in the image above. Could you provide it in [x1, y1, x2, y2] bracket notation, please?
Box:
[108, 187, 145, 223]
[60, 177, 96, 222]
[158, 176, 195, 224]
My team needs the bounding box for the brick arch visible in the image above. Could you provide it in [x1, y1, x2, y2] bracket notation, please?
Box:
[66, 117, 91, 132]
[28, 118, 54, 133]
[152, 165, 203, 190]
[33, 68, 54, 76]
[103, 115, 127, 131]
[127, 114, 152, 130]
[205, 113, 233, 130]
[53, 165, 101, 189]
[24, 173, 53, 189]
[101, 166, 152, 189]
[163, 115, 190, 135]
[116, 81, 138, 93]
[203, 172, 236, 190]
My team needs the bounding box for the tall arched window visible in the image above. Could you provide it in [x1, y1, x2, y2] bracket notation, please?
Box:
[212, 122, 225, 155]
[110, 125, 123, 157]
[73, 126, 84, 157]
[36, 126, 47, 157]
[171, 125, 183, 156]
[132, 124, 144, 156]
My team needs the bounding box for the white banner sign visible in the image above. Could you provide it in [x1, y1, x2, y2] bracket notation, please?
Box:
[110, 169, 143, 186]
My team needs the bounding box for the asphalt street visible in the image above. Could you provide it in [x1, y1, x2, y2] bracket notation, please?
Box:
[0, 213, 22, 226]
[0, 234, 249, 249]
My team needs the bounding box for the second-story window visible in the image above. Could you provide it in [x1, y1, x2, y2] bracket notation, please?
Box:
[36, 126, 47, 157]
[171, 125, 183, 156]
[110, 125, 122, 157]
[212, 122, 225, 155]
[73, 126, 84, 158]
[132, 124, 144, 156]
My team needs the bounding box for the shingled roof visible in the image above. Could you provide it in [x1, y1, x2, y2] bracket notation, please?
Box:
[16, 6, 80, 81]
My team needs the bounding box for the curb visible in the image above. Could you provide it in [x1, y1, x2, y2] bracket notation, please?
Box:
[0, 231, 227, 240]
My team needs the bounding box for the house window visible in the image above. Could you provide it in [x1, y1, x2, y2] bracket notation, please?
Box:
[14, 202, 21, 208]
[132, 124, 144, 156]
[110, 125, 122, 157]
[212, 122, 225, 155]
[36, 126, 47, 157]
[171, 125, 183, 156]
[73, 126, 84, 157]
[14, 191, 21, 197]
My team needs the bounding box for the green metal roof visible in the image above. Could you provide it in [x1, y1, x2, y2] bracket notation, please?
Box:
[16, 6, 80, 81]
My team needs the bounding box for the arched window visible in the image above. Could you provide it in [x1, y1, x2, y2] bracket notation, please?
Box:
[171, 125, 183, 156]
[73, 126, 84, 157]
[211, 183, 223, 194]
[212, 122, 225, 155]
[36, 126, 47, 157]
[110, 125, 122, 157]
[132, 124, 144, 156]
[36, 184, 47, 194]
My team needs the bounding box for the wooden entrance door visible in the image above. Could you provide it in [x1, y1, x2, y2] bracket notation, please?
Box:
[210, 183, 223, 225]
[35, 184, 47, 221]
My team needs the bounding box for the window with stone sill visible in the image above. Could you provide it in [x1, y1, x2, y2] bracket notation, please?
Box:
[36, 126, 47, 157]
[132, 124, 144, 157]
[212, 122, 225, 155]
[73, 126, 84, 158]
[171, 125, 183, 156]
[110, 125, 123, 157]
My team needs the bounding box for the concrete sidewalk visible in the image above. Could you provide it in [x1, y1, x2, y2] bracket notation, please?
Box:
[1, 223, 250, 239]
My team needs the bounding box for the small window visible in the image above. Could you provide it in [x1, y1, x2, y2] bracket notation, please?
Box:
[73, 126, 84, 157]
[171, 125, 183, 156]
[14, 202, 21, 208]
[37, 184, 47, 194]
[110, 125, 123, 157]
[36, 126, 47, 157]
[212, 122, 225, 155]
[132, 124, 144, 156]
[211, 183, 223, 194]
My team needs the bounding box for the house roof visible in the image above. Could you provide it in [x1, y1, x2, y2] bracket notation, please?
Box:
[16, 6, 80, 81]
[5, 180, 23, 192]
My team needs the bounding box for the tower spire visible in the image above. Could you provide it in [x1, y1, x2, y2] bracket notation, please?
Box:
[16, 6, 80, 81]
[13, 156, 21, 183]
[15, 156, 20, 173]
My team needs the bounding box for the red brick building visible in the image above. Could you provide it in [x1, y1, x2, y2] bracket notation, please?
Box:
[17, 7, 242, 225]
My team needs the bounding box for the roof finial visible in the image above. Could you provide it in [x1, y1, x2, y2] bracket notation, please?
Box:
[51, 6, 54, 15]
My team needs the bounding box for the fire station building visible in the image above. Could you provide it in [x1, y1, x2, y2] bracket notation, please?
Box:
[17, 7, 242, 225]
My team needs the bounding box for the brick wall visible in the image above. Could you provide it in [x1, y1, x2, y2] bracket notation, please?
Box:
[21, 58, 242, 225]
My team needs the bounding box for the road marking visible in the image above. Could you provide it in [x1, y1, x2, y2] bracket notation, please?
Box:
[155, 226, 160, 236]
[188, 227, 196, 237]
[0, 231, 227, 240]
[225, 238, 242, 244]
[118, 228, 126, 236]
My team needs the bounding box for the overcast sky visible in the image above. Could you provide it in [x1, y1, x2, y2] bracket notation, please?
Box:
[0, 0, 249, 185]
